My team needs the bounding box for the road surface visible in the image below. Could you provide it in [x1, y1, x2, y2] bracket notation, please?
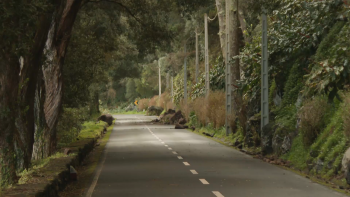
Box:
[87, 114, 347, 197]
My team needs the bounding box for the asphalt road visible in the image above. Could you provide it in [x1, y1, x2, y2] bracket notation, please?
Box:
[87, 114, 347, 197]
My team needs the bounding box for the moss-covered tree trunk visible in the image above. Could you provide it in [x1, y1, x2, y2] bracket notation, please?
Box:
[0, 12, 53, 185]
[0, 57, 20, 187]
[15, 15, 53, 168]
[90, 91, 100, 115]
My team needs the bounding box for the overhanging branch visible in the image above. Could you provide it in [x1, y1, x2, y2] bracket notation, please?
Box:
[85, 0, 146, 28]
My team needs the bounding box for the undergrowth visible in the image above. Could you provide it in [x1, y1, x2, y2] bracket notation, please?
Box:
[18, 120, 110, 186]
[78, 121, 107, 139]
[18, 152, 73, 185]
[282, 98, 348, 180]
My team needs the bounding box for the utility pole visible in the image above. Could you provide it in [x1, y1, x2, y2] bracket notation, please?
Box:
[184, 43, 188, 103]
[261, 8, 269, 129]
[171, 76, 174, 102]
[195, 28, 199, 84]
[204, 13, 210, 98]
[225, 0, 232, 136]
[158, 59, 162, 100]
[166, 72, 170, 91]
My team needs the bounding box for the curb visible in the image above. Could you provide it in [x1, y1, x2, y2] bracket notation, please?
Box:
[1, 125, 107, 197]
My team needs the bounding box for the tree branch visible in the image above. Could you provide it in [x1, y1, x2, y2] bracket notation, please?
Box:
[85, 0, 146, 28]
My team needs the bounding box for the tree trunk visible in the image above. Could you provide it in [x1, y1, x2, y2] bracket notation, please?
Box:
[32, 68, 50, 160]
[230, 0, 245, 132]
[15, 15, 53, 168]
[40, 0, 83, 157]
[216, 0, 226, 59]
[0, 56, 20, 187]
[1, 12, 53, 185]
[90, 90, 100, 115]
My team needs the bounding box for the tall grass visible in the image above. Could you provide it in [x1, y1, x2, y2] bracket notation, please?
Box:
[146, 92, 175, 110]
[159, 92, 172, 110]
[138, 98, 149, 111]
[298, 96, 328, 146]
[149, 95, 159, 107]
[181, 91, 226, 129]
[343, 93, 350, 139]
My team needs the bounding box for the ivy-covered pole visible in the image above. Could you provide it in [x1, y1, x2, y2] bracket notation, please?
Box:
[158, 60, 162, 100]
[171, 76, 174, 102]
[204, 13, 210, 98]
[184, 43, 188, 103]
[225, 0, 232, 136]
[195, 28, 199, 84]
[261, 8, 269, 130]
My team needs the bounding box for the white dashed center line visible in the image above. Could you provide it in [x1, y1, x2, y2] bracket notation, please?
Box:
[190, 170, 198, 174]
[212, 191, 224, 197]
[146, 124, 216, 196]
[199, 179, 209, 184]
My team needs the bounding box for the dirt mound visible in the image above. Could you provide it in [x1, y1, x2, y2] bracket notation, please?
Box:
[170, 111, 184, 124]
[147, 106, 164, 116]
[97, 114, 115, 126]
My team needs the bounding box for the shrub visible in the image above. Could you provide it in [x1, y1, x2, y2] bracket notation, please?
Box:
[140, 92, 175, 111]
[57, 107, 90, 147]
[149, 95, 159, 107]
[190, 91, 226, 129]
[299, 96, 328, 146]
[166, 100, 175, 110]
[207, 91, 226, 129]
[159, 92, 172, 110]
[192, 97, 207, 125]
[179, 100, 192, 121]
[343, 93, 350, 139]
[138, 99, 149, 111]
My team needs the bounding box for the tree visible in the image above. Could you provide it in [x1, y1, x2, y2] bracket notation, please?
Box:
[0, 0, 55, 186]
[0, 0, 221, 187]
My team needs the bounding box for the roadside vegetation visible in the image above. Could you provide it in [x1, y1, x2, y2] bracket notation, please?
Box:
[137, 0, 350, 189]
[0, 0, 209, 189]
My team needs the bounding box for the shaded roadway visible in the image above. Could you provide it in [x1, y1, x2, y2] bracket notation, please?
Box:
[87, 114, 347, 197]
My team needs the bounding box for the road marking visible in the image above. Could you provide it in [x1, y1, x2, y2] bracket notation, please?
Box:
[199, 179, 209, 184]
[85, 127, 110, 197]
[172, 151, 178, 154]
[168, 148, 172, 150]
[161, 142, 165, 144]
[212, 191, 224, 197]
[183, 162, 190, 166]
[177, 156, 183, 159]
[190, 170, 198, 174]
[146, 126, 151, 130]
[165, 145, 168, 147]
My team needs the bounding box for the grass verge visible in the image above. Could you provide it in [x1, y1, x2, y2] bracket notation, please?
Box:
[59, 121, 114, 197]
[16, 120, 108, 186]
